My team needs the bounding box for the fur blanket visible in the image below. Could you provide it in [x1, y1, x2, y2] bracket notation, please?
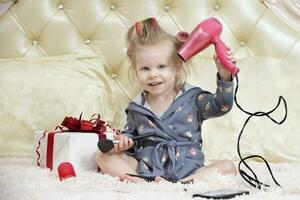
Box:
[0, 157, 299, 200]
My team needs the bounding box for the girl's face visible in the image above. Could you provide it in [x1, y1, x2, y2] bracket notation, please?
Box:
[134, 40, 178, 98]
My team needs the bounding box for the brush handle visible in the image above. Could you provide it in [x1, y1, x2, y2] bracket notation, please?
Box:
[112, 132, 155, 144]
[98, 132, 156, 153]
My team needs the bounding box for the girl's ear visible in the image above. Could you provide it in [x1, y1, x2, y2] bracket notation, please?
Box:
[133, 68, 138, 76]
[128, 65, 138, 87]
[132, 66, 139, 80]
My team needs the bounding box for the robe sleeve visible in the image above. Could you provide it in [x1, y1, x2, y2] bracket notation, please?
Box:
[196, 73, 234, 120]
[121, 110, 139, 155]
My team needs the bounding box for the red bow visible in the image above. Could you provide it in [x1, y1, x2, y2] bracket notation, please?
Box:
[61, 113, 108, 135]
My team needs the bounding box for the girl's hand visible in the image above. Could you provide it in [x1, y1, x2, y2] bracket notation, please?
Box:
[213, 48, 236, 82]
[113, 134, 134, 153]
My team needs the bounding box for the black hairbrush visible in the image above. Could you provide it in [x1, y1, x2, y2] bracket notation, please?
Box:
[97, 132, 155, 153]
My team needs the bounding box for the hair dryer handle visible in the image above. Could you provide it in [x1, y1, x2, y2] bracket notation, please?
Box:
[213, 37, 240, 75]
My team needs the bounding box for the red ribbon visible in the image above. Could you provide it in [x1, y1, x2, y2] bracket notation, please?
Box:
[36, 113, 118, 170]
[46, 132, 55, 169]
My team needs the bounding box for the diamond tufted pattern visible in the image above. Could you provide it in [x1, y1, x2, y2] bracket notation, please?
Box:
[0, 0, 299, 161]
[1, 0, 299, 104]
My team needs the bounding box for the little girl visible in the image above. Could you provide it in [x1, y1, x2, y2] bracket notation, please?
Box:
[96, 17, 237, 183]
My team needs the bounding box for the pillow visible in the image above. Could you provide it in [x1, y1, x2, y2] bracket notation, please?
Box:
[0, 55, 117, 156]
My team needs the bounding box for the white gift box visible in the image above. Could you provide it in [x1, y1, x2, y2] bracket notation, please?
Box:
[33, 131, 114, 173]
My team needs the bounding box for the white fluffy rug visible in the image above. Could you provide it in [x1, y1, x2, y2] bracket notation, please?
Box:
[0, 157, 299, 200]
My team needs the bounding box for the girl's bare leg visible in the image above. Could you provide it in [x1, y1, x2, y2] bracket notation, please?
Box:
[181, 160, 237, 182]
[96, 150, 150, 183]
[96, 150, 138, 176]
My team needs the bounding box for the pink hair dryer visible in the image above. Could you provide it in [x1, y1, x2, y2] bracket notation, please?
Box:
[177, 18, 240, 75]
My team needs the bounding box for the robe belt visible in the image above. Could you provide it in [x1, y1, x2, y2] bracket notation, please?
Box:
[151, 140, 200, 179]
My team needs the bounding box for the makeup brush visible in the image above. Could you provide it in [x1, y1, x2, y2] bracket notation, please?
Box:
[98, 132, 155, 153]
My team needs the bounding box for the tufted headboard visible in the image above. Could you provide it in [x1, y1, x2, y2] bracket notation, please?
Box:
[0, 0, 299, 162]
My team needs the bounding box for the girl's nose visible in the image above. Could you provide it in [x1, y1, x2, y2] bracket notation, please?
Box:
[149, 69, 158, 78]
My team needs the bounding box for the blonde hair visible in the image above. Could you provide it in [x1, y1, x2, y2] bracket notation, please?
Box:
[126, 17, 186, 91]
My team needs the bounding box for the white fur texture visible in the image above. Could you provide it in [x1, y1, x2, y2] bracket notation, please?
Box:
[0, 157, 299, 200]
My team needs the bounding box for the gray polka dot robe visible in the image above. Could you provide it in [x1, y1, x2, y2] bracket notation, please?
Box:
[121, 75, 234, 181]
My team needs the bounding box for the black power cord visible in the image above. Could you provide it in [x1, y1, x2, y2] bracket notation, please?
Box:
[233, 75, 288, 189]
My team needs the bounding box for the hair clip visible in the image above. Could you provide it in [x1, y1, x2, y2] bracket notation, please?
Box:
[176, 31, 189, 42]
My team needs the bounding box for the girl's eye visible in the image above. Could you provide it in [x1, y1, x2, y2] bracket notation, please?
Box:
[141, 66, 149, 71]
[158, 65, 166, 69]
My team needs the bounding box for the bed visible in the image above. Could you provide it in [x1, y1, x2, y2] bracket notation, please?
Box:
[0, 0, 299, 199]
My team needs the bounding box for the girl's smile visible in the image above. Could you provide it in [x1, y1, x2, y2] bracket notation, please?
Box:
[148, 82, 162, 86]
[134, 40, 178, 99]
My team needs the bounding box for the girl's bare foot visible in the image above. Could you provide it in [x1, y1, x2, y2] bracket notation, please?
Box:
[119, 174, 162, 183]
[119, 174, 145, 183]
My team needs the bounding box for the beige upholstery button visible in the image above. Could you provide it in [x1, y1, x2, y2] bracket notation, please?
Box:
[57, 4, 64, 10]
[164, 5, 171, 11]
[240, 41, 246, 47]
[110, 4, 116, 10]
[32, 40, 38, 46]
[111, 73, 117, 79]
[85, 39, 91, 45]
[214, 4, 220, 11]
